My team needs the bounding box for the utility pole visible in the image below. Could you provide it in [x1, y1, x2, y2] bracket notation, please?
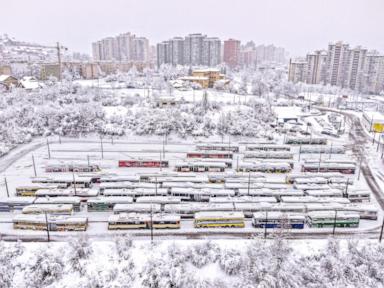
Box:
[382, 143, 384, 159]
[4, 177, 9, 198]
[162, 136, 165, 157]
[160, 152, 162, 171]
[344, 178, 350, 197]
[72, 170, 77, 196]
[317, 151, 322, 173]
[32, 155, 37, 177]
[57, 42, 62, 82]
[298, 145, 301, 161]
[44, 211, 50, 242]
[236, 156, 239, 171]
[264, 211, 268, 239]
[58, 134, 61, 144]
[111, 135, 114, 145]
[247, 172, 251, 196]
[150, 204, 154, 244]
[358, 155, 363, 181]
[87, 155, 90, 168]
[329, 142, 333, 159]
[100, 136, 104, 159]
[332, 210, 338, 235]
[46, 138, 51, 159]
[379, 218, 384, 243]
[155, 177, 158, 196]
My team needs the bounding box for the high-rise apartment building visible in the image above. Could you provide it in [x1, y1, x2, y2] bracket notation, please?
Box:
[184, 33, 206, 65]
[157, 41, 170, 67]
[92, 32, 150, 62]
[157, 33, 221, 67]
[326, 41, 350, 87]
[363, 52, 384, 94]
[223, 39, 241, 68]
[132, 37, 149, 62]
[345, 46, 367, 91]
[202, 37, 221, 66]
[116, 32, 133, 61]
[288, 59, 307, 83]
[289, 41, 384, 94]
[170, 37, 184, 65]
[306, 50, 327, 84]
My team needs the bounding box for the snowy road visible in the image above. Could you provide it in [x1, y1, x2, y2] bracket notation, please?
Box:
[316, 106, 384, 210]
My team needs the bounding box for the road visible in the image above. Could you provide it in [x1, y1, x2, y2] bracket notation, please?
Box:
[315, 106, 384, 210]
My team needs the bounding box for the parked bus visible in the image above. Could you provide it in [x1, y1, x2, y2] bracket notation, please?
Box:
[252, 212, 305, 229]
[45, 163, 100, 173]
[187, 151, 233, 159]
[285, 137, 327, 145]
[118, 160, 169, 168]
[175, 162, 226, 172]
[301, 163, 355, 174]
[108, 213, 181, 230]
[87, 197, 133, 212]
[33, 197, 81, 212]
[306, 211, 360, 228]
[194, 211, 245, 228]
[245, 144, 291, 152]
[237, 162, 291, 173]
[0, 197, 35, 212]
[196, 143, 239, 152]
[113, 203, 162, 214]
[22, 204, 73, 215]
[299, 145, 345, 154]
[345, 190, 370, 203]
[13, 215, 88, 231]
[243, 151, 294, 159]
[16, 184, 61, 197]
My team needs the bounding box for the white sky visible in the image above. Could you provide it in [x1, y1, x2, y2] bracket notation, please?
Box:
[0, 0, 383, 56]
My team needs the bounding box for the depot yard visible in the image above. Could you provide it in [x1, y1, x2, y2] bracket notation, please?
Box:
[0, 111, 382, 239]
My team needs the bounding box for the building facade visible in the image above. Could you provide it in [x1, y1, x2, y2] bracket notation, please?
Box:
[289, 41, 384, 94]
[202, 37, 221, 66]
[92, 32, 150, 63]
[306, 50, 327, 84]
[157, 33, 221, 67]
[288, 59, 307, 83]
[223, 39, 240, 68]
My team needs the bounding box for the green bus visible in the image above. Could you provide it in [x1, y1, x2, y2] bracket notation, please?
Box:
[307, 211, 360, 228]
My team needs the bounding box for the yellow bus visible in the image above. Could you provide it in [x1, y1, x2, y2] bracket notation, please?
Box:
[194, 211, 245, 228]
[108, 213, 181, 230]
[13, 215, 88, 231]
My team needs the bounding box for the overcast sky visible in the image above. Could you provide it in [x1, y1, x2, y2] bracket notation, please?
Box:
[1, 0, 383, 56]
